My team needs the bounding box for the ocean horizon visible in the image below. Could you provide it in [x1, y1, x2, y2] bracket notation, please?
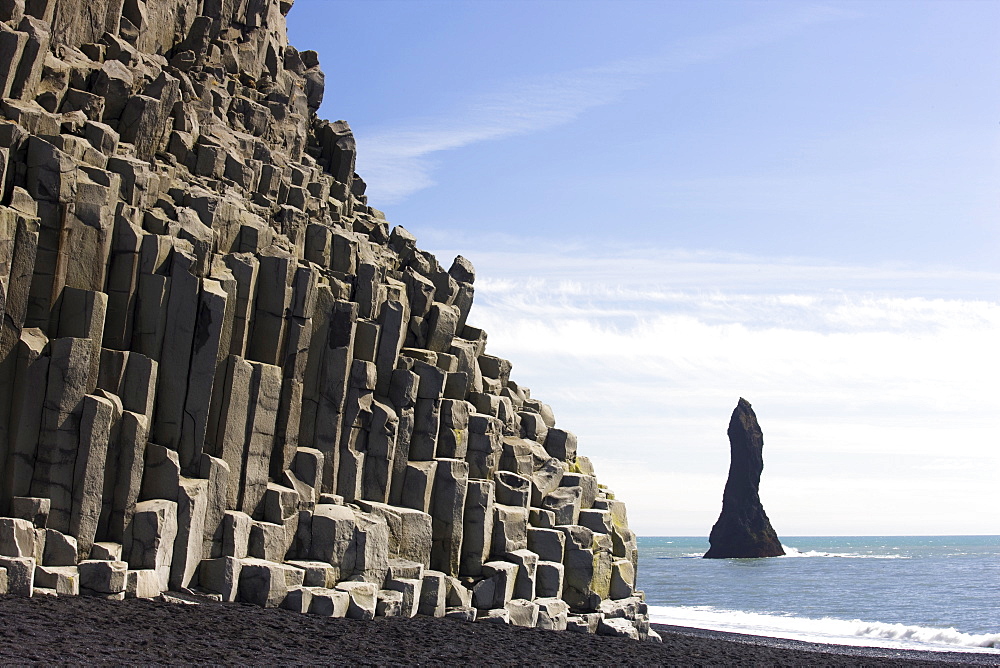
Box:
[636, 534, 1000, 654]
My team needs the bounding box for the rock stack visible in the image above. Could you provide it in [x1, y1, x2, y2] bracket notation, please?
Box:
[0, 0, 650, 640]
[704, 398, 784, 559]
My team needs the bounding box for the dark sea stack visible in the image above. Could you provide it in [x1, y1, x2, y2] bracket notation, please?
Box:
[704, 398, 784, 559]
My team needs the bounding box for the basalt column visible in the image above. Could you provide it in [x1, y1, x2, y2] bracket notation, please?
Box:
[0, 0, 649, 639]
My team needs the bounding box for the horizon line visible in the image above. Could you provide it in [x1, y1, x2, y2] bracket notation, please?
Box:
[637, 534, 1000, 539]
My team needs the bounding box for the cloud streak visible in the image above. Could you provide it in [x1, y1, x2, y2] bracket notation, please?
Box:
[355, 5, 856, 203]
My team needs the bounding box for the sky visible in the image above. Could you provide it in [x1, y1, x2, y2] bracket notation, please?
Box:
[287, 0, 1000, 537]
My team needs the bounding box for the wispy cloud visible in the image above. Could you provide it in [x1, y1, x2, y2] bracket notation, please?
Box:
[430, 244, 1000, 301]
[356, 5, 856, 203]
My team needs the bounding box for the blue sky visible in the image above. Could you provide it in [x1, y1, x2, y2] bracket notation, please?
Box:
[288, 1, 1000, 536]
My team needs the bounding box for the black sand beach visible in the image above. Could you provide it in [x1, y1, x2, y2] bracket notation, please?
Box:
[0, 596, 995, 666]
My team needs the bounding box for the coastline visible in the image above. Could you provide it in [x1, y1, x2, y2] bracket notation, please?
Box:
[651, 623, 1000, 666]
[1, 595, 995, 666]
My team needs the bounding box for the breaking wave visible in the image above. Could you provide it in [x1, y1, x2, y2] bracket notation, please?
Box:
[666, 546, 909, 559]
[647, 605, 1000, 652]
[780, 545, 909, 559]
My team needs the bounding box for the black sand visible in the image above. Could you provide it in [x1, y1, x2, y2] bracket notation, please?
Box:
[0, 595, 995, 666]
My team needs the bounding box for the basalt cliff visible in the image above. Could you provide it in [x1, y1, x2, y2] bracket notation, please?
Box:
[0, 0, 648, 639]
[704, 398, 784, 559]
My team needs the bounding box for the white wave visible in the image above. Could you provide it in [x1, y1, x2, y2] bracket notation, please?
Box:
[780, 544, 909, 559]
[668, 546, 908, 559]
[652, 553, 705, 559]
[648, 605, 1000, 653]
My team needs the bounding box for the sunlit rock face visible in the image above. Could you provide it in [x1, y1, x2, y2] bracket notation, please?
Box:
[704, 398, 784, 559]
[0, 0, 650, 638]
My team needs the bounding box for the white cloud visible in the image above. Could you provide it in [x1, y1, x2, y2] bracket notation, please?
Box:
[355, 5, 856, 203]
[440, 247, 1000, 536]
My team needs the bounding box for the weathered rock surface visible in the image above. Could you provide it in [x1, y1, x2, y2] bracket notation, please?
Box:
[704, 398, 784, 559]
[0, 0, 648, 641]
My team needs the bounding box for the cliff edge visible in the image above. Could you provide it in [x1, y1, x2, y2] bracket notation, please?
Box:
[0, 0, 648, 638]
[704, 398, 784, 559]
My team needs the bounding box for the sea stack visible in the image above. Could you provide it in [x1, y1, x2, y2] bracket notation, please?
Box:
[704, 398, 784, 559]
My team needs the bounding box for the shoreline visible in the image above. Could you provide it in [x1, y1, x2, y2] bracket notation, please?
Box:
[651, 623, 1000, 666]
[1, 595, 997, 666]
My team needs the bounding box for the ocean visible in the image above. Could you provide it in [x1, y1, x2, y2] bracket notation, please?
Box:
[636, 535, 1000, 654]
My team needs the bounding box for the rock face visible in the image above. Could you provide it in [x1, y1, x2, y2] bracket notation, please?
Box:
[704, 399, 784, 559]
[0, 0, 649, 638]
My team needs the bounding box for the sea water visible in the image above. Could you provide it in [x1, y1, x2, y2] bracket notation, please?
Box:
[636, 535, 1000, 653]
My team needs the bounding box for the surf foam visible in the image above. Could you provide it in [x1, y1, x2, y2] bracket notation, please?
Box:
[647, 605, 1000, 653]
[780, 544, 909, 559]
[669, 545, 909, 559]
